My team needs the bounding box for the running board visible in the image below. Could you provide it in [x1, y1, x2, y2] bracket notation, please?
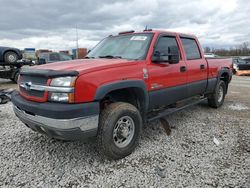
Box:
[147, 97, 207, 122]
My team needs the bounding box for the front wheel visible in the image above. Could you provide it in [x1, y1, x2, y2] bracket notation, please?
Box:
[208, 80, 226, 108]
[97, 102, 142, 160]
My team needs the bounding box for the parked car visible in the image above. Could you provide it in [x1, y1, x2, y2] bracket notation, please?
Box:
[0, 60, 34, 83]
[242, 57, 250, 62]
[204, 53, 219, 58]
[38, 52, 73, 64]
[0, 46, 23, 63]
[12, 30, 232, 159]
[232, 57, 250, 73]
[240, 57, 250, 69]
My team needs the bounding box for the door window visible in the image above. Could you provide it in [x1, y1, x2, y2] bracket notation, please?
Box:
[154, 36, 180, 60]
[181, 38, 201, 60]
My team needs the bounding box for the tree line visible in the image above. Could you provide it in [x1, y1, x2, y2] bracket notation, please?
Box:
[204, 42, 250, 56]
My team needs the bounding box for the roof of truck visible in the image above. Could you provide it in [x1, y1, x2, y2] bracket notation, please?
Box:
[118, 29, 196, 38]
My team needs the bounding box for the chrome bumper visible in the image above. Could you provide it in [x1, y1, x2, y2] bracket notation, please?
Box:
[13, 105, 99, 140]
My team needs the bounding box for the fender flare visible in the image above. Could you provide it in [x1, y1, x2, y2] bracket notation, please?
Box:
[217, 68, 232, 93]
[217, 68, 232, 83]
[94, 80, 149, 112]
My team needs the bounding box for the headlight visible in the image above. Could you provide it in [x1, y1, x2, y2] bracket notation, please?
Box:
[50, 76, 76, 87]
[49, 76, 76, 103]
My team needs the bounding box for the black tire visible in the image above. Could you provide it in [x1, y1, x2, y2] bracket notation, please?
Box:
[208, 80, 226, 108]
[13, 72, 20, 83]
[4, 51, 18, 63]
[97, 102, 142, 160]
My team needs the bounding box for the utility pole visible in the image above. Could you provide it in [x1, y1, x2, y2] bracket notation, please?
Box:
[76, 25, 79, 59]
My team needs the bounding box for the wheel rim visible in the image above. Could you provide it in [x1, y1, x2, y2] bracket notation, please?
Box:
[8, 54, 17, 62]
[113, 116, 135, 148]
[218, 85, 224, 103]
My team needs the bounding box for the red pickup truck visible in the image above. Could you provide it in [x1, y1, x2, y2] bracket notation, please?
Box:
[12, 30, 232, 159]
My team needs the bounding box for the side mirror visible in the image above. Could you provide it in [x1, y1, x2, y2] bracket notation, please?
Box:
[151, 51, 163, 62]
[151, 46, 180, 64]
[168, 46, 180, 64]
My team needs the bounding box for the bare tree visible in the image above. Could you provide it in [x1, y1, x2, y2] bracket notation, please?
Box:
[213, 42, 250, 56]
[204, 46, 211, 53]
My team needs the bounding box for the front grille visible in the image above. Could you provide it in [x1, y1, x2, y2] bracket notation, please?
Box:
[19, 75, 48, 99]
[20, 87, 45, 97]
[21, 75, 48, 85]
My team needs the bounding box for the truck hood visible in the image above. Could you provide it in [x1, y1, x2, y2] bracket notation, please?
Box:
[33, 59, 139, 75]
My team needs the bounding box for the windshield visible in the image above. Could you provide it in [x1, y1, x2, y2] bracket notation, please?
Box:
[87, 33, 153, 60]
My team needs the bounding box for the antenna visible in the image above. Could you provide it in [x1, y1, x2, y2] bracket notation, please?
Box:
[76, 25, 79, 59]
[143, 25, 152, 32]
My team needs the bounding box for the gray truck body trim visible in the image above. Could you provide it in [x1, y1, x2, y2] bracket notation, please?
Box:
[95, 80, 149, 112]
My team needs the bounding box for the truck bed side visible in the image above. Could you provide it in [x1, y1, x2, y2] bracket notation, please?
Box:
[206, 57, 232, 78]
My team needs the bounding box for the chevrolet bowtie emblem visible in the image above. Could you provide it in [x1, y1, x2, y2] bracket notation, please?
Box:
[20, 82, 32, 91]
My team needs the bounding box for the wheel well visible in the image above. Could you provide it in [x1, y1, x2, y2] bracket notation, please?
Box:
[100, 87, 146, 117]
[220, 72, 229, 92]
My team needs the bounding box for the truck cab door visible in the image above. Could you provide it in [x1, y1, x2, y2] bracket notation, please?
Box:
[180, 37, 208, 97]
[147, 35, 188, 110]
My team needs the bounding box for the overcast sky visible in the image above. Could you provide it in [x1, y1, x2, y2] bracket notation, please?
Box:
[0, 0, 249, 51]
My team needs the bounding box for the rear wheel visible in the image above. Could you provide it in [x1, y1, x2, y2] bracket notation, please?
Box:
[4, 51, 18, 63]
[97, 102, 142, 160]
[208, 80, 226, 108]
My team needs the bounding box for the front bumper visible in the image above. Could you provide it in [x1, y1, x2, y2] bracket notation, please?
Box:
[12, 91, 100, 140]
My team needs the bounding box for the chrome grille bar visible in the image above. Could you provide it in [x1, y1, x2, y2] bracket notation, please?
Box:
[20, 82, 74, 93]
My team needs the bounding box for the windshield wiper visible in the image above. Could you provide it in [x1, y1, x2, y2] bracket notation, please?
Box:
[98, 55, 122, 59]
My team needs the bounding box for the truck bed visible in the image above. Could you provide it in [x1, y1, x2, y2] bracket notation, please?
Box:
[206, 57, 232, 72]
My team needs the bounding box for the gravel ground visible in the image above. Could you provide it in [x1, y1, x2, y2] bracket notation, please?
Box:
[0, 76, 249, 188]
[0, 79, 17, 90]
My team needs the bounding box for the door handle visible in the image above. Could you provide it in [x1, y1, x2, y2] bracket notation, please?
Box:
[180, 66, 186, 72]
[200, 64, 205, 69]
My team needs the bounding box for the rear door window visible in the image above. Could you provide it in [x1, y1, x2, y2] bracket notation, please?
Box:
[181, 38, 201, 60]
